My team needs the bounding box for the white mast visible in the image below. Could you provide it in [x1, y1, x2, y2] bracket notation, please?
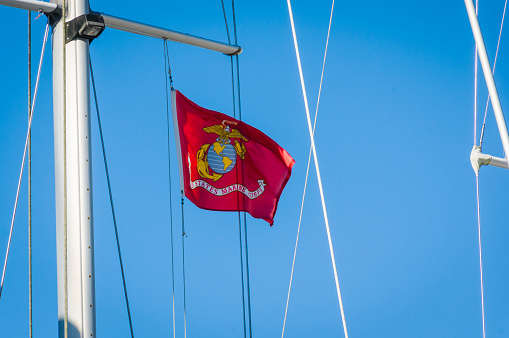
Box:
[51, 0, 96, 336]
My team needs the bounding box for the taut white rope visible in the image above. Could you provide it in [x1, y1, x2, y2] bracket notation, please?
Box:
[282, 1, 335, 337]
[472, 3, 485, 336]
[476, 175, 486, 338]
[474, 0, 479, 146]
[286, 1, 348, 337]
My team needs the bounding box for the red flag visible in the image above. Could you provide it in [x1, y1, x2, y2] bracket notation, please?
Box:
[172, 90, 294, 225]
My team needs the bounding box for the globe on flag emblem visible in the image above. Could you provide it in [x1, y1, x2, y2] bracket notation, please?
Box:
[207, 141, 237, 174]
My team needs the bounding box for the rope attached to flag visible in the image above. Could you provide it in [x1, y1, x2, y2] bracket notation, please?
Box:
[181, 197, 188, 338]
[163, 39, 177, 338]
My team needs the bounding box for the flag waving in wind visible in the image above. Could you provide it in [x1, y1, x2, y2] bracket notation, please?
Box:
[171, 90, 294, 225]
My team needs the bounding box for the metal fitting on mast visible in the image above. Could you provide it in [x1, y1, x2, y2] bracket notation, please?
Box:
[65, 13, 105, 43]
[470, 145, 492, 175]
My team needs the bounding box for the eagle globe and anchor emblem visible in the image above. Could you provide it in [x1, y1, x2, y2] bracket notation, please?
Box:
[191, 120, 266, 199]
[196, 120, 247, 181]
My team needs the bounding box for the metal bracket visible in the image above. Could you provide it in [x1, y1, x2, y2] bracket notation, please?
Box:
[470, 145, 492, 175]
[66, 14, 105, 44]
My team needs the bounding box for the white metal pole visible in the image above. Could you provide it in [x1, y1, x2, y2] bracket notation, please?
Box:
[52, 0, 96, 336]
[101, 14, 242, 55]
[0, 0, 58, 13]
[465, 0, 509, 158]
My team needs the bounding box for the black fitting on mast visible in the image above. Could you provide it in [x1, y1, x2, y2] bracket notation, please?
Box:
[65, 14, 105, 43]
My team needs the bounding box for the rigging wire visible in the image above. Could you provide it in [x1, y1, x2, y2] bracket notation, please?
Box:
[0, 19, 50, 302]
[476, 175, 486, 338]
[473, 2, 486, 338]
[181, 197, 188, 338]
[479, 0, 507, 147]
[89, 54, 135, 338]
[220, 1, 248, 337]
[474, 0, 479, 146]
[231, 1, 253, 336]
[285, 1, 349, 337]
[282, 1, 335, 336]
[163, 39, 177, 338]
[27, 9, 33, 338]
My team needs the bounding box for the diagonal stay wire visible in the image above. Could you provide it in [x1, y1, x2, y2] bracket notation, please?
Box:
[89, 54, 135, 338]
[479, 0, 507, 147]
[282, 1, 335, 336]
[286, 0, 349, 337]
[475, 175, 486, 338]
[0, 20, 49, 302]
[163, 39, 177, 338]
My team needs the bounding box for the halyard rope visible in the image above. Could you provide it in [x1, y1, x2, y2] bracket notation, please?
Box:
[0, 20, 49, 303]
[286, 1, 348, 337]
[163, 39, 177, 338]
[181, 197, 188, 338]
[282, 1, 335, 336]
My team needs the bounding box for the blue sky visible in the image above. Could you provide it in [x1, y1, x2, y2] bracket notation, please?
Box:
[2, 0, 509, 337]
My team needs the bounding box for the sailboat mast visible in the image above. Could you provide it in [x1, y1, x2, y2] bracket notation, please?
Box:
[52, 0, 96, 336]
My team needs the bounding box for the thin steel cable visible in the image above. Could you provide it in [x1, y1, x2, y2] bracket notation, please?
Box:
[28, 9, 33, 338]
[221, 0, 231, 44]
[476, 175, 486, 338]
[221, 2, 248, 337]
[472, 3, 485, 336]
[479, 0, 507, 147]
[286, 1, 348, 336]
[231, 2, 253, 336]
[236, 212, 247, 338]
[163, 39, 177, 338]
[282, 1, 335, 336]
[0, 20, 49, 302]
[474, 0, 478, 146]
[242, 211, 252, 338]
[89, 55, 135, 338]
[181, 197, 188, 338]
[62, 2, 69, 335]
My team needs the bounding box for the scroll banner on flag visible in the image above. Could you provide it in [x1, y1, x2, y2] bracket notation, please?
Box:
[171, 90, 295, 225]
